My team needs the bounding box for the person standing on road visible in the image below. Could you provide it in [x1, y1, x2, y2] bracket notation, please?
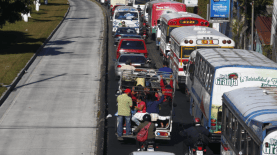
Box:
[117, 88, 133, 140]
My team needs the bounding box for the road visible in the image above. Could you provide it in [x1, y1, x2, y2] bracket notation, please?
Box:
[101, 4, 220, 155]
[0, 0, 104, 154]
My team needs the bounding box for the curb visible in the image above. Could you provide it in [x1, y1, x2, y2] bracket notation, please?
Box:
[93, 2, 108, 155]
[0, 3, 71, 106]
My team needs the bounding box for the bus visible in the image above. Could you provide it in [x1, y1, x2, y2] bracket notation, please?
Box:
[157, 12, 209, 59]
[169, 26, 234, 83]
[221, 87, 277, 155]
[145, 1, 186, 40]
[185, 48, 277, 143]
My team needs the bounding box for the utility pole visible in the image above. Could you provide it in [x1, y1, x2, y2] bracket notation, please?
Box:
[251, 1, 254, 50]
[271, 0, 277, 45]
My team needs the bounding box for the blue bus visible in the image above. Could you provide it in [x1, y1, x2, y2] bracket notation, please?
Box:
[221, 87, 277, 155]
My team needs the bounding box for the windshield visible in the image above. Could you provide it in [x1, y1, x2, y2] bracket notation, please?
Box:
[115, 12, 138, 20]
[120, 41, 145, 50]
[135, 0, 150, 5]
[116, 28, 137, 34]
[122, 35, 141, 39]
[119, 55, 146, 63]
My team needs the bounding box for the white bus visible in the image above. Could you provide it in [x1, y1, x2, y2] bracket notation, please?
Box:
[185, 48, 277, 143]
[157, 12, 209, 58]
[170, 26, 234, 83]
[221, 87, 277, 155]
[112, 6, 140, 34]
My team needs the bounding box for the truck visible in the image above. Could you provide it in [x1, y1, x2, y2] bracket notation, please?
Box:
[115, 69, 176, 141]
[110, 0, 128, 11]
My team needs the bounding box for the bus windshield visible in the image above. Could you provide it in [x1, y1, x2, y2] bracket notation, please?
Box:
[115, 12, 138, 20]
[135, 0, 150, 5]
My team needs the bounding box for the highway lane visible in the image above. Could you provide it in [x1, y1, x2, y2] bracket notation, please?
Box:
[101, 4, 221, 155]
[0, 0, 104, 154]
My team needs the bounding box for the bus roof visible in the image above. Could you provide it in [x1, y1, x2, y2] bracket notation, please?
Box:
[170, 26, 228, 44]
[223, 87, 277, 140]
[149, 0, 183, 6]
[160, 12, 204, 23]
[190, 48, 277, 69]
[115, 6, 138, 12]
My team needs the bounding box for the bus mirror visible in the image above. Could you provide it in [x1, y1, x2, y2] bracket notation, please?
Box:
[157, 20, 160, 24]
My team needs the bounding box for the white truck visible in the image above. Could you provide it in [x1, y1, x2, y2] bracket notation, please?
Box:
[112, 6, 140, 34]
[110, 0, 128, 10]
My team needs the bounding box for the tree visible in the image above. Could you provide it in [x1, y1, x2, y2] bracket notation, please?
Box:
[0, 0, 34, 28]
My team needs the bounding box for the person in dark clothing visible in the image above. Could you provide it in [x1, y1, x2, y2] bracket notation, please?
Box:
[179, 117, 210, 155]
[159, 96, 172, 128]
[145, 91, 165, 114]
[133, 114, 155, 150]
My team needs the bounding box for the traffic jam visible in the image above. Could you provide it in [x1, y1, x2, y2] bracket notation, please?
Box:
[100, 0, 277, 154]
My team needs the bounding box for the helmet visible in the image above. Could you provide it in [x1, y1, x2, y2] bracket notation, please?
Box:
[143, 23, 146, 26]
[143, 114, 151, 122]
[194, 117, 201, 126]
[126, 59, 132, 65]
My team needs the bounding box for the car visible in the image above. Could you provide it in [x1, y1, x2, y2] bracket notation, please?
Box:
[114, 53, 155, 77]
[113, 27, 140, 45]
[115, 38, 148, 59]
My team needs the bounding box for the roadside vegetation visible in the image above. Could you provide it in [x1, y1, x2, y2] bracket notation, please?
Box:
[0, 0, 69, 96]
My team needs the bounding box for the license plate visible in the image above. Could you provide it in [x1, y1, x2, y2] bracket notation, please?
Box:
[196, 151, 203, 155]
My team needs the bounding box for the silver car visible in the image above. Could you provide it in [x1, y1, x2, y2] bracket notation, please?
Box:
[114, 53, 154, 78]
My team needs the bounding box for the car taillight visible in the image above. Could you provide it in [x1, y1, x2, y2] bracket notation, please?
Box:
[211, 123, 216, 126]
[115, 35, 121, 38]
[193, 149, 196, 152]
[157, 132, 168, 136]
[222, 40, 227, 44]
[117, 65, 121, 68]
[179, 68, 183, 71]
[198, 147, 203, 151]
[227, 40, 232, 44]
[204, 149, 206, 152]
[144, 53, 147, 58]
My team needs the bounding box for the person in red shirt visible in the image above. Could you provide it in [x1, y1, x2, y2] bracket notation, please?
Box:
[160, 75, 173, 100]
[132, 96, 147, 126]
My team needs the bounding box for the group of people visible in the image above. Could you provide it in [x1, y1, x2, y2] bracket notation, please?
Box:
[116, 61, 174, 140]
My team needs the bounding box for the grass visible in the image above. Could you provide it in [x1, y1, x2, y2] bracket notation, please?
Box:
[0, 0, 69, 96]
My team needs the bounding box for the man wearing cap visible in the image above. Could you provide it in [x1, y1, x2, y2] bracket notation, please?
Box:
[117, 88, 133, 140]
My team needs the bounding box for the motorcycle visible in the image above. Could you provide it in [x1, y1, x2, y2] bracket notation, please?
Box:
[137, 140, 155, 152]
[189, 133, 206, 155]
[142, 29, 148, 41]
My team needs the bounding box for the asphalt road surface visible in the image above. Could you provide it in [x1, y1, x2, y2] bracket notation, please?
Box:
[0, 0, 104, 154]
[101, 4, 220, 155]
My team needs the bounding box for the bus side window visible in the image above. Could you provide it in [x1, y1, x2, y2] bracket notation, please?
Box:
[208, 70, 214, 93]
[226, 110, 233, 142]
[204, 66, 210, 89]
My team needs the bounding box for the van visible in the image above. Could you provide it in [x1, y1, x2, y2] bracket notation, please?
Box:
[112, 6, 140, 34]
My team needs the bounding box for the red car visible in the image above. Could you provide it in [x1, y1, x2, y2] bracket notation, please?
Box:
[116, 38, 148, 59]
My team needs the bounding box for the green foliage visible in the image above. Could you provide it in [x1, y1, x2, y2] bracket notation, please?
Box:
[236, 0, 273, 33]
[263, 45, 273, 59]
[0, 0, 34, 27]
[198, 0, 209, 19]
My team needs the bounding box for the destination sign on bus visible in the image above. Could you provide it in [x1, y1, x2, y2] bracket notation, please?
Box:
[196, 39, 219, 45]
[179, 20, 198, 24]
